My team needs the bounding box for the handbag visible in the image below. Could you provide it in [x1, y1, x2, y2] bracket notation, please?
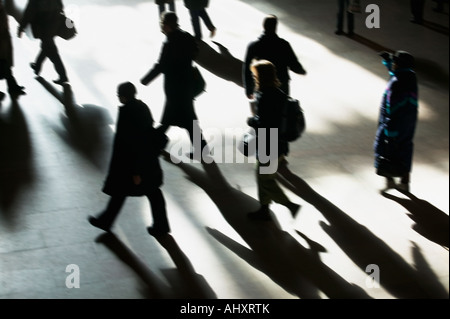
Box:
[57, 12, 77, 40]
[192, 65, 206, 98]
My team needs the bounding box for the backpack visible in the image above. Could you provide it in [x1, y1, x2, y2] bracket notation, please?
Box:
[280, 97, 305, 142]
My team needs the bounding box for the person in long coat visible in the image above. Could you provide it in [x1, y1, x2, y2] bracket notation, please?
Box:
[243, 14, 306, 99]
[374, 50, 419, 193]
[17, 0, 69, 85]
[183, 0, 216, 40]
[141, 11, 209, 160]
[0, 2, 25, 99]
[89, 82, 171, 236]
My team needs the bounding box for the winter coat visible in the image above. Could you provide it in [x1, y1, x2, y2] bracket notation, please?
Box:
[0, 3, 13, 72]
[248, 87, 289, 159]
[141, 28, 199, 128]
[19, 0, 63, 39]
[102, 99, 163, 197]
[184, 0, 209, 10]
[243, 33, 306, 97]
[374, 68, 418, 176]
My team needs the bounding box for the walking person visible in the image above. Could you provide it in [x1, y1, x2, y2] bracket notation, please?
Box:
[243, 14, 306, 100]
[335, 0, 355, 35]
[88, 82, 171, 237]
[156, 0, 175, 15]
[0, 1, 25, 100]
[183, 0, 216, 40]
[140, 11, 209, 161]
[374, 51, 419, 193]
[246, 59, 300, 221]
[17, 0, 69, 85]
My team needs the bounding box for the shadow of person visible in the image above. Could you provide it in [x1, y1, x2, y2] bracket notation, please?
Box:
[276, 165, 449, 298]
[422, 20, 449, 36]
[195, 40, 243, 87]
[163, 157, 371, 298]
[4, 0, 23, 23]
[347, 34, 394, 54]
[154, 234, 217, 299]
[381, 190, 449, 249]
[0, 99, 35, 218]
[95, 232, 172, 299]
[36, 77, 114, 171]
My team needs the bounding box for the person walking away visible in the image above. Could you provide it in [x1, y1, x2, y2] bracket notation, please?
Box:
[243, 14, 306, 100]
[183, 0, 216, 40]
[17, 0, 69, 85]
[88, 82, 171, 237]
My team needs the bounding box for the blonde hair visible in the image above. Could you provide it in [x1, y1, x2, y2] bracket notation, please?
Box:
[250, 59, 281, 91]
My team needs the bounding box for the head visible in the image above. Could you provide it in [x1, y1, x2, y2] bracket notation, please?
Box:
[117, 82, 137, 104]
[392, 50, 415, 69]
[250, 59, 281, 92]
[160, 11, 178, 35]
[263, 15, 278, 35]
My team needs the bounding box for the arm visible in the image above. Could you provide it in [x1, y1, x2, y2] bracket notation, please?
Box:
[285, 42, 306, 75]
[243, 44, 256, 99]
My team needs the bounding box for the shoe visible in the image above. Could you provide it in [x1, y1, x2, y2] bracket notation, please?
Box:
[380, 178, 397, 194]
[209, 27, 216, 38]
[30, 63, 40, 75]
[335, 30, 345, 35]
[247, 208, 271, 221]
[88, 216, 111, 232]
[396, 183, 410, 193]
[9, 86, 26, 99]
[347, 31, 355, 37]
[147, 226, 169, 237]
[53, 78, 68, 86]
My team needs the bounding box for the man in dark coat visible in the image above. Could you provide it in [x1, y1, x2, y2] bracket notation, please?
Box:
[243, 14, 306, 99]
[0, 2, 25, 100]
[141, 11, 209, 160]
[18, 0, 69, 85]
[89, 82, 170, 237]
[374, 51, 419, 193]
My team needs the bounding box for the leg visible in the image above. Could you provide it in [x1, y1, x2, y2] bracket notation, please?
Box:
[146, 188, 170, 235]
[89, 196, 127, 231]
[347, 10, 355, 34]
[189, 9, 202, 39]
[186, 120, 209, 158]
[169, 1, 175, 12]
[158, 4, 164, 15]
[410, 0, 425, 23]
[31, 45, 46, 75]
[198, 9, 216, 37]
[41, 36, 68, 83]
[4, 66, 25, 98]
[336, 0, 345, 34]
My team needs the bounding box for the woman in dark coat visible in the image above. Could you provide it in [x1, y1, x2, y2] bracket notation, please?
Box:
[183, 0, 216, 40]
[246, 60, 300, 221]
[374, 50, 419, 193]
[0, 2, 25, 99]
[89, 82, 170, 236]
[18, 0, 69, 85]
[141, 11, 208, 159]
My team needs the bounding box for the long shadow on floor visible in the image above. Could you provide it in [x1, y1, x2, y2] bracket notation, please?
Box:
[96, 232, 217, 298]
[276, 168, 449, 299]
[195, 40, 244, 87]
[381, 190, 449, 250]
[36, 76, 113, 171]
[163, 155, 371, 299]
[0, 99, 34, 218]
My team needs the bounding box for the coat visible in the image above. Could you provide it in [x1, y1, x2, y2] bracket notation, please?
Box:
[248, 87, 289, 159]
[19, 0, 63, 39]
[0, 3, 13, 74]
[374, 68, 418, 176]
[141, 28, 199, 128]
[102, 99, 163, 197]
[243, 33, 306, 97]
[184, 0, 209, 10]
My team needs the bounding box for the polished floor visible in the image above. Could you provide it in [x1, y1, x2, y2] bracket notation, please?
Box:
[0, 0, 448, 300]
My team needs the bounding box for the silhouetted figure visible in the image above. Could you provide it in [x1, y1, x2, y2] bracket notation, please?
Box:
[141, 11, 209, 160]
[183, 0, 216, 40]
[375, 51, 418, 193]
[433, 0, 445, 12]
[243, 14, 306, 99]
[88, 82, 171, 237]
[246, 60, 300, 221]
[410, 0, 425, 24]
[156, 0, 175, 15]
[335, 0, 355, 35]
[0, 2, 25, 100]
[18, 0, 69, 85]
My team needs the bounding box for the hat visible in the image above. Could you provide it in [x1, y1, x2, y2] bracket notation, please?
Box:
[378, 50, 414, 68]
